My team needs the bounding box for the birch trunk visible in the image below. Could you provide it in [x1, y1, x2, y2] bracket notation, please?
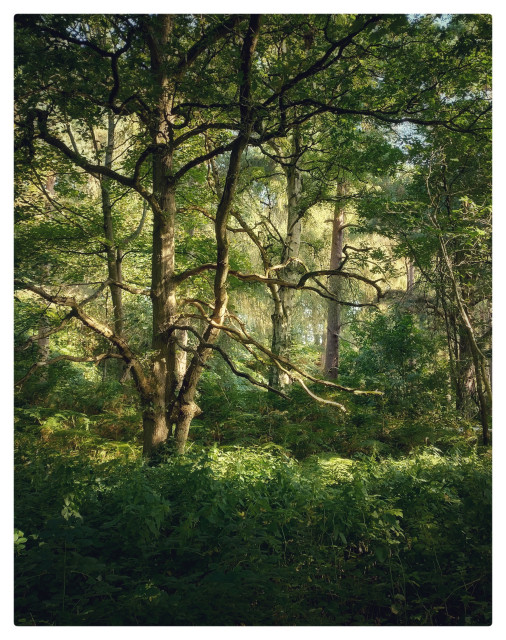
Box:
[406, 258, 415, 292]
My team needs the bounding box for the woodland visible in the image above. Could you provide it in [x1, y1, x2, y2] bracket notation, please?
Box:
[14, 14, 491, 625]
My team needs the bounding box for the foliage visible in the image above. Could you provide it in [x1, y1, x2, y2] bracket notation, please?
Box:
[15, 416, 491, 625]
[13, 13, 492, 627]
[344, 309, 449, 416]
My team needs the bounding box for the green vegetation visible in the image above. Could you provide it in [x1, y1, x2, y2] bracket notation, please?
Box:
[15, 396, 491, 625]
[14, 13, 491, 626]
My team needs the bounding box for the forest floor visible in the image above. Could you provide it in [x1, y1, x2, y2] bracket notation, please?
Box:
[14, 401, 491, 626]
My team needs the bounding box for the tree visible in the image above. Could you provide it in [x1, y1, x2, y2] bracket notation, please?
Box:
[324, 180, 347, 379]
[15, 14, 492, 454]
[358, 125, 491, 440]
[16, 14, 265, 453]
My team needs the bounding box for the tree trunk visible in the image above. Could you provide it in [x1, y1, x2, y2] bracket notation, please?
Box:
[270, 303, 290, 388]
[406, 258, 415, 292]
[37, 311, 50, 380]
[438, 235, 491, 444]
[269, 130, 302, 390]
[324, 182, 346, 379]
[142, 15, 179, 456]
[146, 150, 181, 454]
[102, 112, 124, 338]
[38, 178, 55, 380]
[454, 324, 476, 414]
[173, 136, 249, 453]
[172, 15, 261, 453]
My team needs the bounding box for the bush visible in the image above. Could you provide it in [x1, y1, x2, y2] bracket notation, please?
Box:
[15, 420, 491, 626]
[344, 310, 449, 417]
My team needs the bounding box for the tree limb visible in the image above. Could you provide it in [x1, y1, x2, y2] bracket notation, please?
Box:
[14, 279, 152, 400]
[173, 324, 288, 399]
[15, 353, 123, 388]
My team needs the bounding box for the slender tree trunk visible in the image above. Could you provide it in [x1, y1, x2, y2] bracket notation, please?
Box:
[442, 307, 459, 407]
[406, 258, 415, 292]
[37, 311, 50, 380]
[38, 177, 55, 380]
[442, 289, 471, 415]
[438, 235, 491, 444]
[269, 130, 302, 390]
[453, 319, 466, 412]
[173, 136, 249, 453]
[172, 15, 261, 453]
[174, 330, 188, 390]
[454, 325, 475, 413]
[324, 182, 346, 379]
[102, 112, 124, 338]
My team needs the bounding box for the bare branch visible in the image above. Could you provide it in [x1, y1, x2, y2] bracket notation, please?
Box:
[120, 200, 148, 247]
[16, 311, 76, 352]
[301, 271, 383, 299]
[172, 263, 217, 285]
[14, 279, 152, 400]
[181, 299, 381, 398]
[174, 261, 381, 306]
[295, 378, 347, 412]
[15, 353, 123, 388]
[173, 324, 288, 399]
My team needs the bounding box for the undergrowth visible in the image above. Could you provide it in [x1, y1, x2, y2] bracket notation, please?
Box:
[14, 407, 491, 626]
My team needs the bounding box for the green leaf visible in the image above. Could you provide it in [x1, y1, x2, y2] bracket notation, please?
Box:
[374, 545, 389, 563]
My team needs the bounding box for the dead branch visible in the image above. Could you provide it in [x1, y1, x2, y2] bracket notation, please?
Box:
[16, 311, 76, 352]
[294, 378, 347, 412]
[173, 324, 288, 399]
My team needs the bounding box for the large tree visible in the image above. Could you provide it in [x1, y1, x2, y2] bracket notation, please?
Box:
[15, 14, 491, 454]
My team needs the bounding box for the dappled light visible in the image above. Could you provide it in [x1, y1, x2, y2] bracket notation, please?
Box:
[15, 412, 491, 625]
[14, 13, 491, 626]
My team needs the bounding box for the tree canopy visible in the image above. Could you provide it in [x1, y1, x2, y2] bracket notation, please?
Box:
[14, 13, 492, 627]
[15, 13, 491, 452]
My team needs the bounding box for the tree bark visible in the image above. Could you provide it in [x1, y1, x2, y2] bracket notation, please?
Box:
[406, 258, 415, 292]
[102, 111, 124, 339]
[173, 136, 249, 453]
[143, 15, 179, 455]
[324, 182, 346, 379]
[37, 311, 50, 380]
[172, 15, 261, 453]
[38, 177, 55, 380]
[142, 15, 263, 455]
[269, 129, 302, 390]
[438, 235, 491, 444]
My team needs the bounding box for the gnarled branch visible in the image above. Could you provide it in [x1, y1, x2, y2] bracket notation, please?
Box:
[15, 353, 123, 388]
[14, 279, 152, 400]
